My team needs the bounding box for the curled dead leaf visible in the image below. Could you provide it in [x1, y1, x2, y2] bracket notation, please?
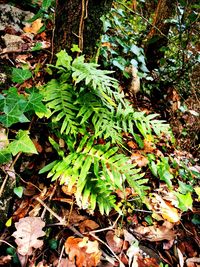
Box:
[150, 193, 181, 223]
[79, 220, 99, 233]
[131, 221, 176, 242]
[105, 231, 124, 254]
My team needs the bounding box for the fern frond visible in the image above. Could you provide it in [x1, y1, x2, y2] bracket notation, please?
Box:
[116, 102, 171, 139]
[43, 79, 79, 134]
[81, 175, 117, 214]
[72, 56, 120, 107]
[40, 135, 146, 213]
[76, 92, 122, 143]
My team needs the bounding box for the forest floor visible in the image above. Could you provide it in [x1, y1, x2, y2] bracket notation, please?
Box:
[0, 2, 200, 267]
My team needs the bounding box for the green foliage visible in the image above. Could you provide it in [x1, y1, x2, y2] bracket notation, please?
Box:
[0, 148, 12, 164]
[0, 87, 46, 127]
[0, 130, 38, 164]
[0, 68, 46, 163]
[40, 49, 172, 214]
[8, 130, 38, 156]
[27, 0, 55, 29]
[100, 7, 150, 79]
[14, 186, 24, 198]
[11, 68, 32, 84]
[40, 135, 145, 214]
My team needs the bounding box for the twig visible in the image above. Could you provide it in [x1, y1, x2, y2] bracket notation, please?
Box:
[0, 240, 15, 248]
[89, 214, 121, 234]
[58, 245, 65, 267]
[89, 232, 125, 267]
[0, 152, 21, 198]
[50, 8, 56, 63]
[78, 0, 85, 51]
[41, 184, 57, 220]
[36, 197, 65, 223]
[36, 197, 83, 237]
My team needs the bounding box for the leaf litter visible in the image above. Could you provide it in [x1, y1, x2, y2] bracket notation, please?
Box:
[0, 2, 199, 267]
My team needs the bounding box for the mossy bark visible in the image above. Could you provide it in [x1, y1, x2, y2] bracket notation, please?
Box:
[54, 0, 113, 57]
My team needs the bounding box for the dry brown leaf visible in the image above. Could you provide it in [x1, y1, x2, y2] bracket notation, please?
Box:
[12, 217, 45, 255]
[79, 220, 99, 233]
[131, 152, 149, 167]
[143, 139, 155, 153]
[62, 185, 77, 196]
[116, 187, 133, 199]
[137, 256, 159, 267]
[53, 258, 76, 267]
[64, 236, 101, 267]
[105, 231, 124, 254]
[132, 221, 176, 242]
[64, 209, 86, 224]
[23, 19, 43, 34]
[150, 193, 181, 223]
[186, 257, 200, 267]
[127, 140, 138, 149]
[13, 199, 31, 221]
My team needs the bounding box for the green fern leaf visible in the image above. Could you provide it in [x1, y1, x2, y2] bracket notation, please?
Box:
[43, 79, 79, 134]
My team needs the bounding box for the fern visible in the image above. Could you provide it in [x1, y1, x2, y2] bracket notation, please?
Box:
[43, 79, 79, 134]
[40, 135, 145, 213]
[81, 175, 117, 214]
[40, 49, 173, 214]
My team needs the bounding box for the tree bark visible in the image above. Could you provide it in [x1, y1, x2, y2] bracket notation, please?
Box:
[54, 0, 113, 57]
[145, 0, 176, 70]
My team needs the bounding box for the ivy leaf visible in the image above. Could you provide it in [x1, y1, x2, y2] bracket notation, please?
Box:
[8, 130, 38, 156]
[130, 44, 140, 56]
[158, 169, 173, 188]
[178, 180, 193, 194]
[0, 87, 28, 126]
[0, 149, 12, 164]
[11, 68, 32, 84]
[71, 44, 81, 53]
[56, 50, 72, 70]
[175, 192, 193, 211]
[0, 105, 29, 127]
[24, 92, 47, 113]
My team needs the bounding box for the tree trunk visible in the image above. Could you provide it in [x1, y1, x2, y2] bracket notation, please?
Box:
[145, 0, 176, 70]
[54, 0, 113, 57]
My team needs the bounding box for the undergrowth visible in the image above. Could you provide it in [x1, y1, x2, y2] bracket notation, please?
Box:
[1, 47, 198, 215]
[38, 47, 172, 214]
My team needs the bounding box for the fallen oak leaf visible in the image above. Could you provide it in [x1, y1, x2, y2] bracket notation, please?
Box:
[65, 236, 101, 267]
[12, 217, 45, 256]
